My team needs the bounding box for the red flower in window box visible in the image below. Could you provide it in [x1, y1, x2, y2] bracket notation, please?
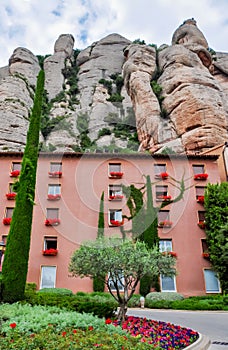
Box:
[43, 248, 58, 256]
[3, 217, 12, 225]
[10, 170, 20, 177]
[48, 171, 62, 178]
[109, 195, 123, 200]
[198, 221, 206, 229]
[155, 172, 169, 180]
[158, 220, 172, 228]
[161, 195, 172, 201]
[197, 195, 204, 204]
[110, 219, 124, 226]
[45, 218, 60, 226]
[47, 194, 61, 200]
[109, 172, 123, 179]
[202, 252, 210, 258]
[194, 173, 208, 180]
[6, 192, 16, 200]
[162, 251, 177, 257]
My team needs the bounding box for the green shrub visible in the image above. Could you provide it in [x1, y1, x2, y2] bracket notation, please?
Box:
[146, 292, 184, 302]
[37, 288, 73, 296]
[145, 299, 173, 309]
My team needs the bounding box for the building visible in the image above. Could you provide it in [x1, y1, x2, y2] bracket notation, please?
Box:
[0, 151, 222, 296]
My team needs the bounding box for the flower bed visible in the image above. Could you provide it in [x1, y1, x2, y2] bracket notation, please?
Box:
[155, 172, 169, 180]
[45, 218, 60, 226]
[158, 220, 172, 228]
[3, 217, 12, 225]
[10, 170, 20, 177]
[48, 171, 62, 178]
[110, 220, 124, 226]
[5, 192, 16, 200]
[109, 171, 123, 179]
[47, 194, 61, 200]
[43, 248, 58, 256]
[194, 173, 208, 180]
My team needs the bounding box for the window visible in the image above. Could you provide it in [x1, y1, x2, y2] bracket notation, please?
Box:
[8, 183, 15, 193]
[160, 275, 176, 292]
[12, 162, 21, 171]
[46, 208, 59, 219]
[198, 211, 206, 222]
[40, 266, 56, 289]
[108, 271, 124, 291]
[192, 164, 205, 175]
[48, 185, 61, 200]
[154, 164, 166, 175]
[196, 186, 205, 201]
[158, 210, 172, 228]
[109, 163, 121, 173]
[201, 239, 208, 253]
[50, 162, 62, 173]
[44, 236, 57, 250]
[109, 209, 123, 226]
[156, 185, 168, 200]
[5, 207, 14, 218]
[204, 269, 220, 293]
[109, 185, 123, 200]
[159, 240, 172, 252]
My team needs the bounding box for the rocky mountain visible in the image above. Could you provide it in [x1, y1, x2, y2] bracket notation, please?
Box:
[0, 18, 227, 154]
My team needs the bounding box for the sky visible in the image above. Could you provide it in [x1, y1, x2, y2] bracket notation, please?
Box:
[0, 0, 227, 67]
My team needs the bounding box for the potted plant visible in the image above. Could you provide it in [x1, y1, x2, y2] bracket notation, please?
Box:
[47, 194, 61, 200]
[198, 221, 206, 229]
[110, 219, 124, 226]
[194, 173, 208, 180]
[155, 172, 169, 180]
[109, 171, 123, 179]
[42, 248, 58, 256]
[6, 192, 16, 200]
[3, 217, 12, 225]
[158, 220, 173, 228]
[10, 170, 20, 177]
[45, 218, 60, 226]
[48, 171, 62, 178]
[109, 194, 123, 200]
[197, 195, 204, 204]
[202, 252, 210, 258]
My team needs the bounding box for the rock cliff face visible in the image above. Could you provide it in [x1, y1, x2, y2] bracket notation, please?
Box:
[0, 18, 227, 154]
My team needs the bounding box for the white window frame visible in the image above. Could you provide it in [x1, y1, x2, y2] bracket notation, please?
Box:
[204, 269, 221, 293]
[46, 208, 59, 219]
[109, 209, 122, 225]
[192, 164, 205, 175]
[44, 236, 57, 250]
[48, 184, 61, 195]
[159, 240, 172, 252]
[50, 162, 62, 172]
[40, 266, 57, 289]
[109, 163, 121, 173]
[154, 163, 166, 175]
[160, 274, 176, 292]
[12, 162, 22, 171]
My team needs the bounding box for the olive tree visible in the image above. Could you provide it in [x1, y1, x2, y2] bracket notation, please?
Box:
[69, 237, 175, 323]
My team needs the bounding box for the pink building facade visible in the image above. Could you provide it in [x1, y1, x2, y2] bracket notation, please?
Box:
[0, 152, 222, 296]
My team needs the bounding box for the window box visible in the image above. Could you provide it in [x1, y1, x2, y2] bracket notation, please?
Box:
[3, 218, 12, 225]
[42, 248, 58, 256]
[109, 195, 123, 201]
[6, 193, 16, 200]
[110, 219, 124, 227]
[47, 194, 61, 201]
[10, 170, 20, 177]
[198, 221, 206, 229]
[48, 171, 62, 178]
[162, 251, 177, 258]
[158, 220, 172, 228]
[194, 173, 208, 180]
[45, 218, 60, 226]
[197, 195, 204, 204]
[157, 195, 171, 201]
[202, 252, 210, 259]
[109, 172, 123, 179]
[155, 172, 169, 180]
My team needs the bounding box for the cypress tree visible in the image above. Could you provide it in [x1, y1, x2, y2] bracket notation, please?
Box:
[93, 191, 105, 292]
[2, 70, 45, 302]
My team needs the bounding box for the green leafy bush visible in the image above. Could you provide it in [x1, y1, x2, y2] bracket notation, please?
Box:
[146, 292, 184, 302]
[37, 288, 73, 296]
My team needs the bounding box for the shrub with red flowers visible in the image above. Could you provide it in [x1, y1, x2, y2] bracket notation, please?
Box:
[5, 192, 16, 200]
[47, 194, 61, 200]
[10, 170, 20, 177]
[194, 173, 208, 180]
[3, 217, 12, 225]
[155, 172, 169, 179]
[48, 171, 62, 178]
[109, 171, 123, 178]
[45, 218, 60, 226]
[42, 248, 58, 256]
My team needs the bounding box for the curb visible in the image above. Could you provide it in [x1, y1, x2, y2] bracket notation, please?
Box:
[185, 333, 211, 350]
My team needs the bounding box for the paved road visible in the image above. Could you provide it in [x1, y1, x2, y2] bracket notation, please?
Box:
[127, 308, 228, 349]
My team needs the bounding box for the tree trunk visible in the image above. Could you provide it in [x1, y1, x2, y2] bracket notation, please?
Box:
[117, 303, 128, 323]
